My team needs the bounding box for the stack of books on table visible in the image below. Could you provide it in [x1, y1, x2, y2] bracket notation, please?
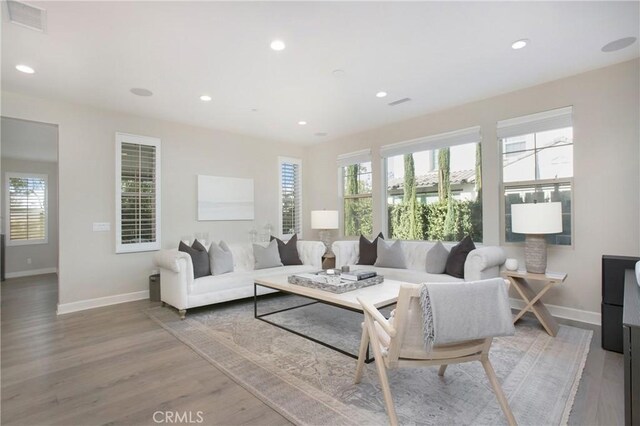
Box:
[341, 270, 377, 281]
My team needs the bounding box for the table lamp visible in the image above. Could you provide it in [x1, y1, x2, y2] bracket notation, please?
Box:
[511, 202, 562, 274]
[311, 210, 339, 255]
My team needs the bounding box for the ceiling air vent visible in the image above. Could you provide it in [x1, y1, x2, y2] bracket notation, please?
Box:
[6, 1, 46, 32]
[388, 97, 411, 106]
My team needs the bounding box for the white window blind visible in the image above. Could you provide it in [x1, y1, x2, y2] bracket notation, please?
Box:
[116, 133, 161, 253]
[5, 173, 48, 245]
[279, 157, 302, 238]
[380, 126, 481, 158]
[497, 106, 573, 139]
[337, 149, 372, 167]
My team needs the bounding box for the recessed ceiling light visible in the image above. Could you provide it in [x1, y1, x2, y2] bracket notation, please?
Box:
[298, 121, 307, 126]
[130, 88, 153, 97]
[15, 64, 34, 74]
[511, 39, 529, 50]
[251, 108, 258, 112]
[602, 37, 637, 52]
[332, 69, 346, 77]
[376, 91, 388, 98]
[270, 40, 286, 51]
[200, 95, 212, 102]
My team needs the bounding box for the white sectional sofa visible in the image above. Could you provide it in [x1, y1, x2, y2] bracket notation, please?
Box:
[332, 240, 506, 283]
[154, 240, 325, 318]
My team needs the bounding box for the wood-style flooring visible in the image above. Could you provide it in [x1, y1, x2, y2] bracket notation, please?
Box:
[1, 274, 290, 426]
[1, 274, 624, 425]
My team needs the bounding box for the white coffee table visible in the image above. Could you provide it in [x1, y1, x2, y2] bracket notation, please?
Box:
[254, 274, 405, 362]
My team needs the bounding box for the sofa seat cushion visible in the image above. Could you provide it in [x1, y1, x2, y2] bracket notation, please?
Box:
[190, 265, 312, 295]
[350, 266, 463, 284]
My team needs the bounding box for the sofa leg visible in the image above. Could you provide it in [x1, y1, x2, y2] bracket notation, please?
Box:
[179, 309, 187, 320]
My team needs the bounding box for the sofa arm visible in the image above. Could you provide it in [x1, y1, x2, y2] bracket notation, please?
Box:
[332, 240, 359, 268]
[297, 241, 326, 269]
[464, 246, 506, 281]
[153, 249, 193, 309]
[154, 249, 191, 273]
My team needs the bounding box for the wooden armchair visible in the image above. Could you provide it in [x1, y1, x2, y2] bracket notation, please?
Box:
[355, 282, 517, 426]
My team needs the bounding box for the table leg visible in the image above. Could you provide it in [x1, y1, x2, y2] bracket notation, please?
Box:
[509, 276, 559, 337]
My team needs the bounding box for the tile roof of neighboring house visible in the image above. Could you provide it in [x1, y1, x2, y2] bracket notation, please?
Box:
[387, 169, 476, 190]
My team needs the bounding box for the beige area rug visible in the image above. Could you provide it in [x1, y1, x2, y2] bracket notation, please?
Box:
[146, 295, 592, 426]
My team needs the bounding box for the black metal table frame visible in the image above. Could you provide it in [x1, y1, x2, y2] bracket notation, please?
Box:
[254, 282, 395, 364]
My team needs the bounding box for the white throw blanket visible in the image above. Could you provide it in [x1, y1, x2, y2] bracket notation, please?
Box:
[419, 278, 515, 348]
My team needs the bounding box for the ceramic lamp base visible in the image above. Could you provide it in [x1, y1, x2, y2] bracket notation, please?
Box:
[525, 234, 547, 274]
[318, 229, 332, 256]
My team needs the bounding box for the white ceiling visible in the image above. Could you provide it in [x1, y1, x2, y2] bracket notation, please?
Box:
[1, 116, 58, 162]
[1, 1, 638, 145]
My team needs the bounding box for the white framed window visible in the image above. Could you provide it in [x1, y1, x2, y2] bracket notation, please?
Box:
[498, 107, 573, 246]
[380, 126, 483, 242]
[338, 149, 373, 237]
[115, 132, 161, 253]
[4, 172, 48, 246]
[278, 157, 302, 239]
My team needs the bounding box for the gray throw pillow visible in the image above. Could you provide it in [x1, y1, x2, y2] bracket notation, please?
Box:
[374, 239, 407, 269]
[253, 239, 284, 270]
[179, 240, 211, 279]
[426, 241, 450, 274]
[209, 241, 234, 275]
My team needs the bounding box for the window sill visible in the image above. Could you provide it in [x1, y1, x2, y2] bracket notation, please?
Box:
[6, 239, 49, 247]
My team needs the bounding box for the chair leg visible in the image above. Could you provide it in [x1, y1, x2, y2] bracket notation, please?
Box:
[365, 318, 399, 426]
[354, 323, 369, 384]
[438, 364, 447, 377]
[481, 359, 517, 426]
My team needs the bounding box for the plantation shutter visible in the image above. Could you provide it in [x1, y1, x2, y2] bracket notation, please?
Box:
[6, 174, 47, 244]
[279, 158, 302, 237]
[116, 133, 161, 253]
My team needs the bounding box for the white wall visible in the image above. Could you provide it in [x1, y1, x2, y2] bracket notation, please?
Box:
[304, 59, 640, 316]
[1, 91, 304, 308]
[1, 158, 59, 275]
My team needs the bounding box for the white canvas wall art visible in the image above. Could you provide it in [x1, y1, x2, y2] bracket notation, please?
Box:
[197, 175, 254, 221]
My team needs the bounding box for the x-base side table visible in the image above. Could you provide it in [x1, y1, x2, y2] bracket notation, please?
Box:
[502, 270, 567, 337]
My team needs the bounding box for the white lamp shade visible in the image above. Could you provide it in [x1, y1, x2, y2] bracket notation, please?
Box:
[511, 202, 562, 234]
[311, 210, 339, 229]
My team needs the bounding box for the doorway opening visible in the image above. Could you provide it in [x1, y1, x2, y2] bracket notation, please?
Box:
[1, 116, 59, 313]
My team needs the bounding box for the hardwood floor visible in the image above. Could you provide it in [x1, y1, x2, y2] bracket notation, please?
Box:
[1, 274, 624, 425]
[1, 274, 291, 426]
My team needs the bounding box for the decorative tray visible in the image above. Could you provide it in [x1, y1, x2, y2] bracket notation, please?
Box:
[287, 272, 384, 294]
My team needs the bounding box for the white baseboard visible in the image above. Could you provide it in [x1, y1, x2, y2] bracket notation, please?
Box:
[5, 267, 58, 279]
[57, 290, 149, 315]
[510, 298, 601, 326]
